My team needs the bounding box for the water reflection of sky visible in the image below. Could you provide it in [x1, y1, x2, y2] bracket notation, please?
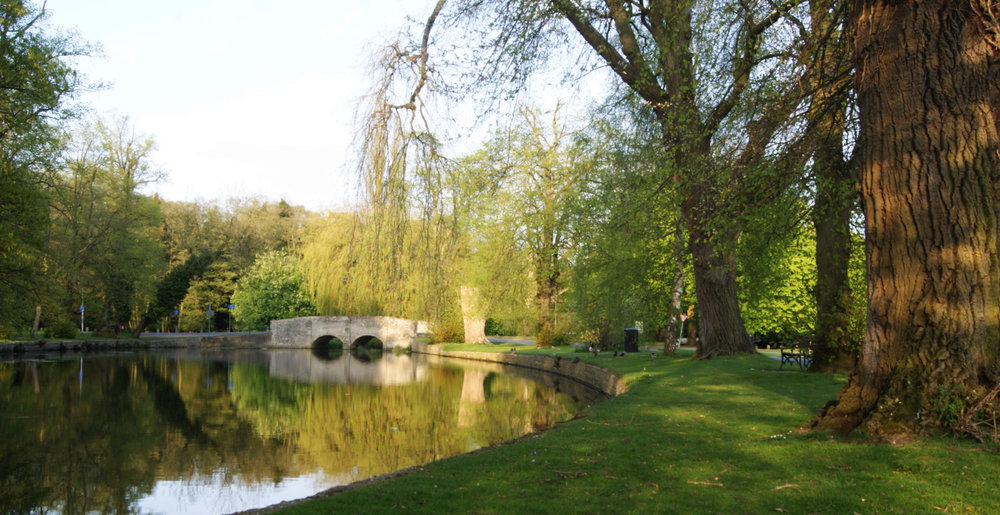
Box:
[0, 349, 592, 514]
[136, 470, 343, 514]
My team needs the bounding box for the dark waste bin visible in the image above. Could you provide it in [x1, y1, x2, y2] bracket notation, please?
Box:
[624, 328, 639, 352]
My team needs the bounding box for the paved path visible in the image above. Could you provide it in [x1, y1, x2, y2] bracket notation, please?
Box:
[487, 337, 535, 345]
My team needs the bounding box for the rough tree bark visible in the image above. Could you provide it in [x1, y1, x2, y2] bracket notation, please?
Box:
[813, 1, 1000, 439]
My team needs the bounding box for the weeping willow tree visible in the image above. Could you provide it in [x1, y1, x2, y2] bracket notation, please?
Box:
[302, 2, 467, 329]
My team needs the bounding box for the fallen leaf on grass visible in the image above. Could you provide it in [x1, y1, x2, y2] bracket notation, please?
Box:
[772, 483, 799, 491]
[686, 480, 724, 487]
[826, 464, 852, 470]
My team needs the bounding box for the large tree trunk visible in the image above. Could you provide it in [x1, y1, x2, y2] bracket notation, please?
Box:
[813, 1, 1000, 439]
[688, 227, 754, 358]
[460, 286, 488, 344]
[809, 0, 858, 372]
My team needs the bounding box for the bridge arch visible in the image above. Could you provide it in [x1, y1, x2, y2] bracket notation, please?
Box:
[270, 316, 419, 350]
[352, 334, 383, 349]
[311, 335, 345, 360]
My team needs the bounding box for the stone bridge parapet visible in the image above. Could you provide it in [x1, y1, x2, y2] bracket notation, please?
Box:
[270, 316, 419, 349]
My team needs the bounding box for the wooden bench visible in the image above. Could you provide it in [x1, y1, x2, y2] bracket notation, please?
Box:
[779, 343, 812, 371]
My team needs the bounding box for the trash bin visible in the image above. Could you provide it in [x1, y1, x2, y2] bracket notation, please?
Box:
[624, 328, 639, 352]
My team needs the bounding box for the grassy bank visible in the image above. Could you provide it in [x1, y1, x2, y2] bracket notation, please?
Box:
[278, 345, 997, 514]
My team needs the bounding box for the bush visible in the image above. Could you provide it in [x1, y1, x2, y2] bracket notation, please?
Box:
[430, 317, 465, 344]
[46, 317, 78, 339]
[484, 317, 517, 336]
[536, 327, 573, 347]
[550, 332, 572, 346]
[92, 327, 117, 338]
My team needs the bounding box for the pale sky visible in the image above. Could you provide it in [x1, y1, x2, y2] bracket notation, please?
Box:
[45, 0, 435, 212]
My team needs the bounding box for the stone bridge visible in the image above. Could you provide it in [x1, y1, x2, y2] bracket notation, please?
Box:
[270, 316, 420, 349]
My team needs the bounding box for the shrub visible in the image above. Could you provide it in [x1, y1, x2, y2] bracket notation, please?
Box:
[92, 327, 117, 338]
[549, 332, 572, 346]
[536, 327, 573, 347]
[484, 317, 517, 336]
[430, 317, 465, 344]
[46, 317, 79, 339]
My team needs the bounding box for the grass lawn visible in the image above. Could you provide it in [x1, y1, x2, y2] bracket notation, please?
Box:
[277, 345, 997, 514]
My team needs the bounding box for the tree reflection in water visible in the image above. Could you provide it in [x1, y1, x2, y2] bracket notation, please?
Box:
[0, 349, 592, 513]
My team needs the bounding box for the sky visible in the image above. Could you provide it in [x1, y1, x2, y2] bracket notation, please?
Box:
[44, 0, 436, 212]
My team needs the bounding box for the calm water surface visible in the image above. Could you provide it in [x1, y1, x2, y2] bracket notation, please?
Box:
[0, 349, 601, 514]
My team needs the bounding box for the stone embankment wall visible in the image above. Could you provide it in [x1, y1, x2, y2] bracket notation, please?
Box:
[411, 342, 626, 398]
[200, 332, 271, 347]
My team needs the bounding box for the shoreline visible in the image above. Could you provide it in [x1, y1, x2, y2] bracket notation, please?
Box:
[229, 342, 627, 515]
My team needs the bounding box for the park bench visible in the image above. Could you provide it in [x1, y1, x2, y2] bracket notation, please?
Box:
[779, 342, 812, 371]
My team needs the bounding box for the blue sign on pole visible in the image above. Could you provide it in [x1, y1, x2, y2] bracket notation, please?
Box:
[173, 309, 179, 315]
[79, 304, 84, 314]
[228, 304, 236, 309]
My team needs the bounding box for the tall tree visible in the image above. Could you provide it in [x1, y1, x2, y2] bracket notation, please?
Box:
[231, 250, 316, 331]
[50, 117, 165, 334]
[807, 0, 860, 372]
[410, 0, 814, 358]
[463, 105, 593, 343]
[571, 99, 686, 350]
[132, 251, 214, 336]
[813, 1, 1000, 441]
[0, 1, 85, 335]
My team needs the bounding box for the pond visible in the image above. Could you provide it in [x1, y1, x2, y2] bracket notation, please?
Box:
[0, 348, 602, 514]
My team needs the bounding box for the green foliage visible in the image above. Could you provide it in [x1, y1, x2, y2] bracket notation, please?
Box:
[299, 212, 463, 324]
[570, 102, 683, 344]
[484, 317, 517, 337]
[933, 384, 967, 430]
[737, 218, 866, 345]
[0, 165, 47, 337]
[457, 105, 593, 338]
[429, 315, 464, 344]
[44, 315, 77, 339]
[0, 1, 88, 335]
[738, 223, 817, 340]
[134, 252, 213, 334]
[157, 197, 308, 333]
[844, 232, 867, 346]
[46, 117, 167, 332]
[231, 251, 316, 330]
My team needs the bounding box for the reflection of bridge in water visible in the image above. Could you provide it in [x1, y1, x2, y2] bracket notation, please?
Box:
[267, 349, 429, 386]
[264, 349, 607, 407]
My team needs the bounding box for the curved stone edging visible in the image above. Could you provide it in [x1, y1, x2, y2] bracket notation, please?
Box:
[410, 342, 627, 398]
